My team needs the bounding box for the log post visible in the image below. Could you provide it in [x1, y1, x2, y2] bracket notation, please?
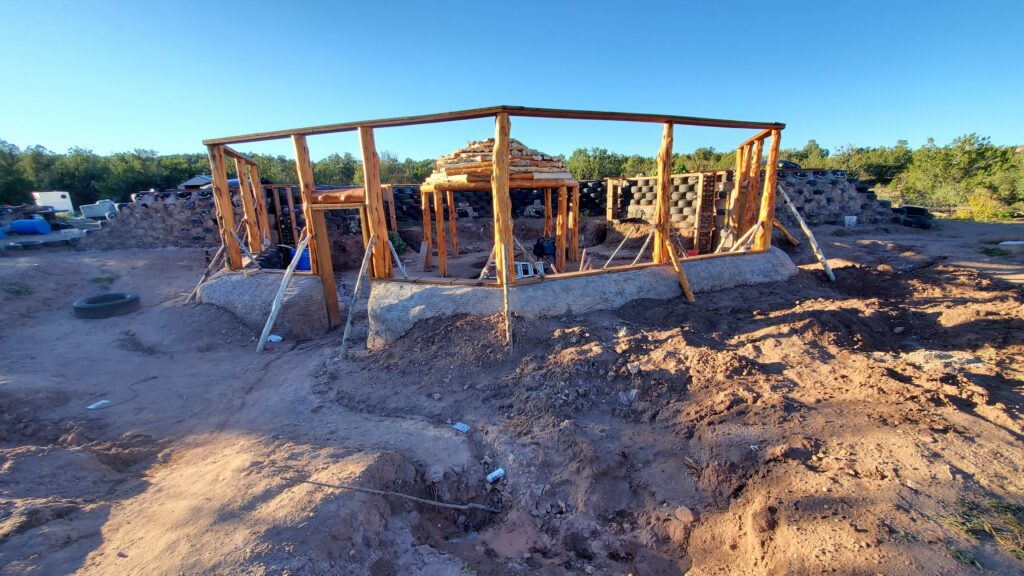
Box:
[491, 113, 514, 284]
[754, 129, 782, 250]
[207, 145, 242, 270]
[727, 144, 749, 233]
[357, 127, 392, 278]
[292, 135, 342, 327]
[652, 123, 673, 264]
[433, 188, 448, 277]
[420, 190, 432, 270]
[446, 189, 458, 256]
[568, 185, 580, 262]
[743, 137, 764, 231]
[555, 186, 567, 273]
[234, 158, 261, 254]
[605, 178, 616, 222]
[248, 163, 271, 248]
[543, 188, 552, 237]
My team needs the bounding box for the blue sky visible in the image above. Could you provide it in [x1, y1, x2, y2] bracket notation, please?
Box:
[1, 0, 1021, 161]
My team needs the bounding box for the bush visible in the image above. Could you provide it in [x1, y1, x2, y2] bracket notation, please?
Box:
[964, 189, 1010, 221]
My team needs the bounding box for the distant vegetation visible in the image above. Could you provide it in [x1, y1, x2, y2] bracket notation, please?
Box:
[2, 133, 1021, 220]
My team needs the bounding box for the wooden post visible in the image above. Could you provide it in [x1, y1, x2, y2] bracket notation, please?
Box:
[568, 185, 580, 262]
[234, 158, 261, 254]
[446, 189, 458, 256]
[555, 185, 568, 273]
[433, 189, 448, 277]
[779, 186, 834, 281]
[359, 205, 371, 249]
[357, 127, 392, 278]
[754, 129, 782, 250]
[248, 164, 270, 248]
[207, 145, 242, 270]
[284, 186, 299, 244]
[665, 239, 696, 303]
[543, 188, 552, 237]
[293, 135, 342, 327]
[491, 113, 514, 284]
[652, 123, 673, 264]
[605, 178, 616, 222]
[382, 185, 398, 232]
[727, 144, 749, 234]
[743, 137, 764, 231]
[420, 190, 432, 270]
[269, 184, 285, 245]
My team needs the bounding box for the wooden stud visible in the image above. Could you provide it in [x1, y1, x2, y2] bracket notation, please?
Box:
[433, 188, 448, 277]
[234, 158, 261, 254]
[248, 164, 270, 248]
[555, 185, 567, 273]
[357, 127, 392, 278]
[420, 190, 433, 270]
[446, 189, 458, 256]
[206, 145, 242, 270]
[490, 113, 514, 285]
[543, 188, 552, 237]
[754, 129, 782, 250]
[652, 123, 674, 264]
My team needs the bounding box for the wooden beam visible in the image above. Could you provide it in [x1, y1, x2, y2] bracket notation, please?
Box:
[754, 129, 782, 250]
[420, 190, 432, 270]
[292, 136, 321, 271]
[357, 127, 392, 278]
[605, 178, 618, 222]
[742, 137, 764, 231]
[779, 186, 835, 281]
[665, 239, 696, 303]
[652, 123, 673, 264]
[284, 186, 299, 244]
[555, 185, 567, 273]
[206, 145, 242, 270]
[446, 189, 458, 256]
[233, 157, 261, 254]
[382, 185, 398, 232]
[359, 205, 371, 250]
[221, 145, 257, 165]
[727, 144, 749, 234]
[491, 113, 514, 285]
[736, 128, 773, 150]
[773, 218, 800, 246]
[543, 188, 552, 237]
[248, 164, 271, 248]
[433, 189, 448, 277]
[204, 105, 786, 146]
[268, 184, 285, 245]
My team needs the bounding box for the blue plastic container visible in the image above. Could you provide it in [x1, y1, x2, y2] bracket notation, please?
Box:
[289, 246, 311, 271]
[11, 219, 51, 235]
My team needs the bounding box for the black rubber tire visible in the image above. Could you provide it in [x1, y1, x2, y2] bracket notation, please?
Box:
[73, 292, 141, 319]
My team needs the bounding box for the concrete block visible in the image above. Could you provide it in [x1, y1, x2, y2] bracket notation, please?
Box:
[199, 271, 329, 340]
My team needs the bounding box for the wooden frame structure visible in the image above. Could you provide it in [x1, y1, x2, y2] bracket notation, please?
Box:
[204, 106, 783, 321]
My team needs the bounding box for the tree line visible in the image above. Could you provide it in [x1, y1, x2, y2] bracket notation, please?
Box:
[2, 134, 1021, 218]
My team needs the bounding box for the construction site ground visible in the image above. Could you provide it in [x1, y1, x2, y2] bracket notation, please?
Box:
[0, 218, 1022, 575]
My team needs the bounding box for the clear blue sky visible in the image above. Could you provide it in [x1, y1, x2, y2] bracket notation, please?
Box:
[1, 0, 1021, 161]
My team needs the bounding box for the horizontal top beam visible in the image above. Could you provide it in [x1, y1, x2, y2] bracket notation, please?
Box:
[202, 105, 786, 146]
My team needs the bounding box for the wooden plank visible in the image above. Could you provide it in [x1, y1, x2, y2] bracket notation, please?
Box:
[206, 145, 242, 270]
[446, 189, 458, 256]
[204, 106, 785, 146]
[652, 123, 673, 264]
[491, 113, 514, 285]
[420, 190, 432, 270]
[543, 188, 552, 237]
[555, 186, 567, 273]
[256, 230, 311, 352]
[233, 157, 261, 254]
[357, 127, 392, 278]
[754, 129, 782, 250]
[339, 235, 377, 357]
[433, 188, 448, 277]
[248, 164, 270, 248]
[310, 210, 342, 327]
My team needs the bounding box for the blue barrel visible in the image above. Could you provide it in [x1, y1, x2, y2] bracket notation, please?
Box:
[11, 219, 51, 235]
[289, 246, 311, 271]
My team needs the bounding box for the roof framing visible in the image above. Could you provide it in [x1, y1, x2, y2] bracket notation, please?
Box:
[202, 105, 786, 146]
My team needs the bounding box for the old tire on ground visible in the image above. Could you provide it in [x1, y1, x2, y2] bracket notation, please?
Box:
[73, 292, 141, 319]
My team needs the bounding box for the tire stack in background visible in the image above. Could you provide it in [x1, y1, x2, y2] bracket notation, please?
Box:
[775, 170, 892, 227]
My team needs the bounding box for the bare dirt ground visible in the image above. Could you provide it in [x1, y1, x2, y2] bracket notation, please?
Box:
[0, 219, 1021, 575]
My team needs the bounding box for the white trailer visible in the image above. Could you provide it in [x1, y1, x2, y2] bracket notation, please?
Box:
[32, 191, 74, 213]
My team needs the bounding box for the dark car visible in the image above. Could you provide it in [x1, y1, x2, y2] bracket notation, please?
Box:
[891, 205, 934, 229]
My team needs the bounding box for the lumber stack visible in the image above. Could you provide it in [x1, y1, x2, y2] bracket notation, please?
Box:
[423, 138, 573, 186]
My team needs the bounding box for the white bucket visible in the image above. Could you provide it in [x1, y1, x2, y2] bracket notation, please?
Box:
[844, 215, 858, 228]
